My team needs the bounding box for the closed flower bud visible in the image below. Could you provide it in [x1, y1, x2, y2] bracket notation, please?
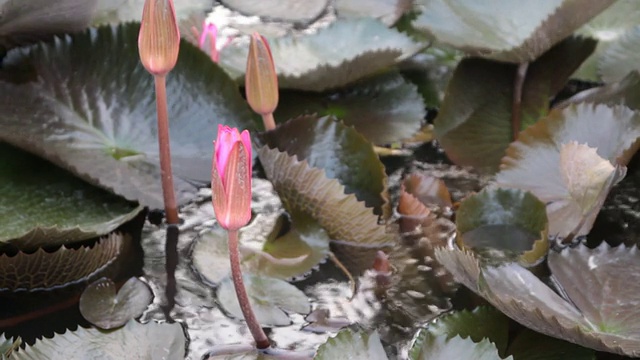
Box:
[245, 33, 278, 115]
[211, 125, 252, 231]
[138, 0, 180, 76]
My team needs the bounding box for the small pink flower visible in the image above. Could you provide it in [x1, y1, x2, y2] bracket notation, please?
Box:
[198, 22, 220, 62]
[211, 125, 252, 230]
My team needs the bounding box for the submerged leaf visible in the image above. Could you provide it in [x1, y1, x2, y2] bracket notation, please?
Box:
[0, 143, 142, 250]
[79, 277, 153, 330]
[0, 23, 257, 208]
[274, 72, 425, 145]
[314, 328, 388, 360]
[11, 319, 185, 359]
[0, 233, 123, 292]
[220, 18, 423, 91]
[216, 274, 310, 326]
[413, 0, 613, 63]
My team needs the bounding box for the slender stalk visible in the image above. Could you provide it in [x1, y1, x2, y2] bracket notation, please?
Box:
[261, 113, 276, 131]
[154, 75, 179, 224]
[227, 230, 270, 349]
[511, 62, 529, 141]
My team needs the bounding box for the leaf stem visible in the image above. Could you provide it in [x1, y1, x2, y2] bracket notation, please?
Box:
[511, 62, 529, 141]
[154, 75, 179, 224]
[262, 113, 276, 131]
[227, 229, 270, 349]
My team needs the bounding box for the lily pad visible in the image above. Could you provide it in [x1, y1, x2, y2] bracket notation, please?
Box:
[258, 146, 394, 273]
[79, 277, 153, 330]
[335, 0, 411, 26]
[220, 0, 328, 23]
[91, 0, 212, 25]
[0, 23, 257, 208]
[413, 0, 613, 63]
[0, 143, 143, 249]
[216, 273, 310, 326]
[409, 331, 510, 360]
[0, 233, 123, 292]
[0, 0, 96, 51]
[496, 103, 638, 237]
[599, 26, 640, 83]
[434, 37, 596, 172]
[455, 188, 548, 265]
[314, 328, 388, 360]
[434, 243, 640, 357]
[506, 329, 596, 360]
[262, 115, 389, 214]
[557, 71, 640, 111]
[220, 18, 424, 91]
[11, 319, 185, 359]
[274, 72, 425, 145]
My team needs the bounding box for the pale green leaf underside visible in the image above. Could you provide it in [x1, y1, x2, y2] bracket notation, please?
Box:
[314, 328, 388, 360]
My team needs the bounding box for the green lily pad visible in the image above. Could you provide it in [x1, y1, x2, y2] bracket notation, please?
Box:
[220, 18, 424, 91]
[0, 23, 257, 208]
[79, 277, 153, 330]
[335, 0, 411, 26]
[455, 188, 548, 265]
[506, 329, 596, 360]
[262, 115, 389, 214]
[274, 72, 425, 145]
[92, 0, 212, 25]
[599, 26, 640, 83]
[216, 273, 310, 326]
[220, 0, 328, 23]
[0, 0, 96, 51]
[409, 331, 510, 360]
[11, 319, 185, 359]
[496, 104, 638, 238]
[0, 143, 143, 249]
[413, 0, 613, 63]
[0, 233, 123, 291]
[258, 146, 394, 273]
[434, 243, 640, 357]
[314, 328, 388, 360]
[434, 37, 596, 172]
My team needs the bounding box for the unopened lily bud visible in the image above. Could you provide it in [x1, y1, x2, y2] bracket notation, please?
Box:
[245, 32, 278, 115]
[138, 0, 180, 76]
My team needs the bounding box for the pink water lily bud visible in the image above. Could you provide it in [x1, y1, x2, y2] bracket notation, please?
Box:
[138, 0, 180, 76]
[198, 22, 220, 62]
[211, 125, 252, 231]
[245, 32, 279, 116]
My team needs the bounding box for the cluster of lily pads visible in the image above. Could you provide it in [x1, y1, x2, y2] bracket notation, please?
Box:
[1, 0, 640, 359]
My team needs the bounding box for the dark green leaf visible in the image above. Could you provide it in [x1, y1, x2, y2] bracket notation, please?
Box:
[0, 23, 257, 208]
[0, 143, 142, 249]
[506, 329, 595, 360]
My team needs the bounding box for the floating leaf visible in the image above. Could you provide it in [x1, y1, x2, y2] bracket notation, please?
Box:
[599, 26, 640, 83]
[0, 143, 142, 249]
[506, 328, 596, 360]
[335, 0, 411, 26]
[455, 188, 548, 265]
[220, 18, 423, 91]
[0, 233, 123, 291]
[434, 37, 596, 172]
[496, 103, 639, 237]
[91, 0, 211, 25]
[258, 146, 394, 273]
[274, 72, 425, 145]
[409, 331, 510, 360]
[0, 23, 257, 208]
[314, 328, 388, 360]
[435, 243, 640, 357]
[191, 228, 233, 285]
[79, 277, 153, 330]
[216, 274, 310, 326]
[220, 0, 328, 23]
[11, 319, 185, 359]
[412, 0, 613, 63]
[262, 115, 389, 213]
[0, 0, 96, 51]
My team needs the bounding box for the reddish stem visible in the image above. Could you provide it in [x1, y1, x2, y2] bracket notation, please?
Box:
[227, 230, 270, 349]
[262, 113, 276, 131]
[511, 62, 529, 141]
[154, 75, 179, 224]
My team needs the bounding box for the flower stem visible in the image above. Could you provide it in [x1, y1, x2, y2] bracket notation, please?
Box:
[261, 113, 276, 131]
[227, 230, 270, 349]
[154, 75, 179, 225]
[511, 62, 529, 141]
